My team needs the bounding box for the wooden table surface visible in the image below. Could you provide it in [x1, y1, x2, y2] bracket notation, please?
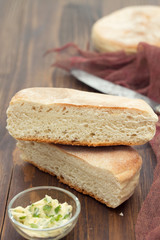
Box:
[0, 0, 159, 239]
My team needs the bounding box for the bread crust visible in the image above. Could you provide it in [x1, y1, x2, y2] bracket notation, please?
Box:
[22, 155, 139, 208]
[8, 87, 157, 115]
[91, 6, 160, 53]
[17, 141, 142, 208]
[15, 136, 147, 147]
[58, 144, 142, 182]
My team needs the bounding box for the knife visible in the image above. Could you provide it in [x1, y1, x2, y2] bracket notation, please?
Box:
[71, 69, 160, 115]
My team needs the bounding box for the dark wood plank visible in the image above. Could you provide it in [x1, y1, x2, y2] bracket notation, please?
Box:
[0, 0, 159, 239]
[0, 0, 27, 234]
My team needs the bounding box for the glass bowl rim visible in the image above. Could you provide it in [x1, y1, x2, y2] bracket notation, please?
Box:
[8, 186, 81, 232]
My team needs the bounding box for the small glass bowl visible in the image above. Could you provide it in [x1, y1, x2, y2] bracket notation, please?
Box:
[8, 186, 81, 240]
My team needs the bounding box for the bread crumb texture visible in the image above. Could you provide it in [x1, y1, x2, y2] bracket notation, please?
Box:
[17, 141, 142, 208]
[7, 88, 158, 146]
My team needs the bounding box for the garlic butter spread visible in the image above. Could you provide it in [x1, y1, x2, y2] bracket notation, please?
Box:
[10, 195, 72, 229]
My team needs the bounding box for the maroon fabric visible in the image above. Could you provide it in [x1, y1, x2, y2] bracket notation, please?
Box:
[45, 42, 160, 240]
[136, 120, 160, 240]
[45, 42, 160, 102]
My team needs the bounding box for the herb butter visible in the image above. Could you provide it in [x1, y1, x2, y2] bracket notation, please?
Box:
[10, 195, 72, 229]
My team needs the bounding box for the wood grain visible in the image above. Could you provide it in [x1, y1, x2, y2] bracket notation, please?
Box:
[0, 0, 159, 239]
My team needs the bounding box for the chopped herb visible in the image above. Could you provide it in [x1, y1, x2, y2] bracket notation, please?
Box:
[30, 223, 38, 228]
[63, 213, 70, 219]
[29, 204, 34, 212]
[33, 214, 40, 218]
[50, 216, 55, 224]
[43, 205, 52, 215]
[55, 205, 61, 214]
[55, 214, 62, 221]
[19, 216, 26, 219]
[32, 207, 40, 217]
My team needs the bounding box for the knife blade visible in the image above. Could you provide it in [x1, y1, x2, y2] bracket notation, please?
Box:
[71, 69, 160, 115]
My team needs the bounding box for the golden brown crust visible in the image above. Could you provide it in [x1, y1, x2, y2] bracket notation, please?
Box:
[16, 136, 146, 147]
[55, 144, 142, 182]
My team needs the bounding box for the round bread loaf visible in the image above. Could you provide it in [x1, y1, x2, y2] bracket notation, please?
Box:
[91, 6, 160, 53]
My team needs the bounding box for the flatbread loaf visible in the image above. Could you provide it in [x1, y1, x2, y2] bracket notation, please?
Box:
[91, 6, 160, 53]
[17, 141, 142, 208]
[6, 87, 158, 146]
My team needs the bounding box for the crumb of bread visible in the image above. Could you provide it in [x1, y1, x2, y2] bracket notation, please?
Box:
[17, 140, 142, 208]
[119, 212, 124, 216]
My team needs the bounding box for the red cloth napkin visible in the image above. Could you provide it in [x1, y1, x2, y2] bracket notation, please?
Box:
[46, 42, 160, 240]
